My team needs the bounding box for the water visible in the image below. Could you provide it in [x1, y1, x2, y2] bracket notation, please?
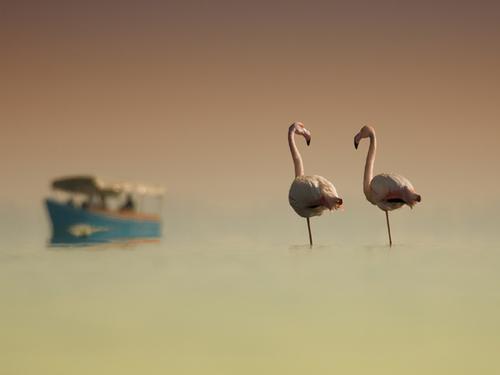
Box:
[1, 205, 500, 374]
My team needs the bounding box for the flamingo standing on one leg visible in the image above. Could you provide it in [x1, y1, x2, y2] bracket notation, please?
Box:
[354, 125, 421, 246]
[288, 122, 343, 246]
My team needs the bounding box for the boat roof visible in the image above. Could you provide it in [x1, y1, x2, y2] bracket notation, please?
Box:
[51, 176, 165, 197]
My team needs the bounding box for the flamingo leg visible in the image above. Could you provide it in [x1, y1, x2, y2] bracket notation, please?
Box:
[385, 210, 392, 247]
[306, 217, 313, 247]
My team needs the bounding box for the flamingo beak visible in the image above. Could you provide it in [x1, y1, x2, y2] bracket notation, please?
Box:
[305, 132, 311, 146]
[354, 133, 361, 149]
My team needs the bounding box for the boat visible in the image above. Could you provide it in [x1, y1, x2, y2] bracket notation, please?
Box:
[45, 176, 164, 245]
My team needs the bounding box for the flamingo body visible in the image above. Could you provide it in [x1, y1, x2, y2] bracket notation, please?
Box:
[289, 175, 342, 218]
[369, 173, 421, 211]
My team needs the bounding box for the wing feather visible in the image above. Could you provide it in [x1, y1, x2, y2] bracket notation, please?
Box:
[289, 175, 341, 217]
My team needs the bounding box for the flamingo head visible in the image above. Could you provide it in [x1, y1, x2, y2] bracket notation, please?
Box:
[290, 122, 311, 146]
[354, 125, 375, 149]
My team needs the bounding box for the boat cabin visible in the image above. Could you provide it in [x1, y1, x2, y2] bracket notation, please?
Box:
[49, 175, 164, 220]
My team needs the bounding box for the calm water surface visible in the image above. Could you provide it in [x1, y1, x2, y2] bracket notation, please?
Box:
[1, 207, 499, 374]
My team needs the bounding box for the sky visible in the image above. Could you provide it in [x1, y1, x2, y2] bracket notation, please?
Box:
[1, 0, 500, 215]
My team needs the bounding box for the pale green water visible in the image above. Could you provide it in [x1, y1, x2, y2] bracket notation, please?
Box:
[1, 204, 500, 374]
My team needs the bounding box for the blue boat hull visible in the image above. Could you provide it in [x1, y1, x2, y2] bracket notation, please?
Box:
[45, 199, 162, 245]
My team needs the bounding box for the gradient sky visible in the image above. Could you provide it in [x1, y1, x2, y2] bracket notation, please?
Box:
[2, 0, 500, 212]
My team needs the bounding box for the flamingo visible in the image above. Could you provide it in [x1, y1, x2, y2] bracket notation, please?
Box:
[288, 122, 343, 246]
[354, 125, 421, 246]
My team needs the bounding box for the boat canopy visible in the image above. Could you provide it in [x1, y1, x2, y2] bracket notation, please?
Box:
[51, 176, 165, 197]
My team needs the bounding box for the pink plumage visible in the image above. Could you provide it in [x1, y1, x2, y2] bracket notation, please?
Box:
[289, 175, 342, 218]
[354, 125, 421, 245]
[288, 122, 343, 245]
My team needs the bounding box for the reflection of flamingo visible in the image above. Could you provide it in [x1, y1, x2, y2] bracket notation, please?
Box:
[288, 122, 343, 246]
[354, 125, 421, 246]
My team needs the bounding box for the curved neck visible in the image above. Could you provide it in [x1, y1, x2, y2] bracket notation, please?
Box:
[364, 132, 376, 198]
[288, 128, 304, 177]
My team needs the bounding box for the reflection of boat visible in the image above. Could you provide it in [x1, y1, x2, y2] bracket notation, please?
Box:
[45, 176, 164, 245]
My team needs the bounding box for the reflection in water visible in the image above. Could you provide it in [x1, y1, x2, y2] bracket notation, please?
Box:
[48, 237, 160, 250]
